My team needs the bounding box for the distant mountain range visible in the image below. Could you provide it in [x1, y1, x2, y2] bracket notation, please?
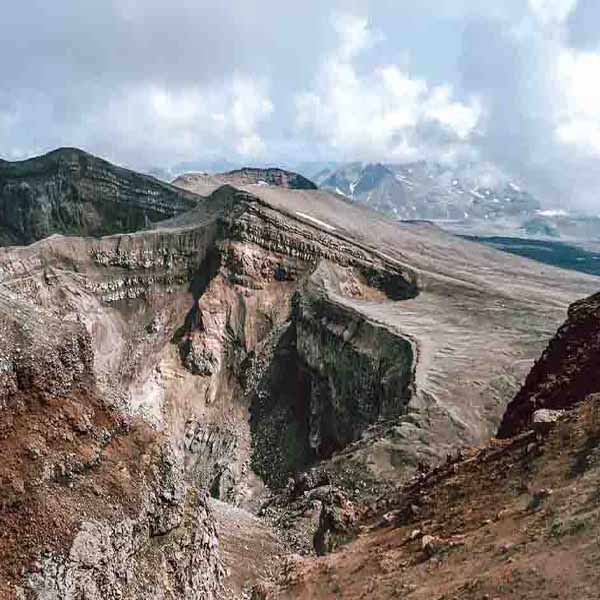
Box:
[307, 161, 600, 245]
[313, 161, 540, 222]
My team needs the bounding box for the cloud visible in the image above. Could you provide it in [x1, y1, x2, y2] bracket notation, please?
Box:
[454, 2, 600, 209]
[295, 13, 481, 163]
[0, 0, 327, 166]
[94, 77, 274, 163]
[529, 0, 578, 24]
[2, 1, 600, 211]
[555, 48, 600, 155]
[231, 79, 274, 157]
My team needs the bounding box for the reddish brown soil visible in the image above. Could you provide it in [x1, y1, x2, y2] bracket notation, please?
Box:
[277, 397, 600, 599]
[0, 387, 161, 598]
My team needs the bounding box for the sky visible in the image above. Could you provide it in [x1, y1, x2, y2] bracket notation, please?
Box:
[1, 0, 600, 210]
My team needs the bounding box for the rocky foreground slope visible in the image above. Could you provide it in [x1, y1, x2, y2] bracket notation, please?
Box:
[274, 396, 600, 599]
[271, 290, 600, 599]
[0, 151, 599, 598]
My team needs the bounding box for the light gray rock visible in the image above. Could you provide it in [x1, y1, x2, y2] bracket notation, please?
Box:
[532, 409, 565, 433]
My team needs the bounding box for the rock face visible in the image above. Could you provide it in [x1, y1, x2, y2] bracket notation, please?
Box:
[0, 148, 199, 245]
[1, 148, 599, 598]
[0, 314, 223, 599]
[248, 293, 415, 487]
[173, 167, 317, 197]
[499, 291, 600, 438]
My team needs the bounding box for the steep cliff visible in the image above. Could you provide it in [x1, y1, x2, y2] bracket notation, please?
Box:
[0, 148, 199, 246]
[1, 150, 599, 597]
[499, 291, 600, 438]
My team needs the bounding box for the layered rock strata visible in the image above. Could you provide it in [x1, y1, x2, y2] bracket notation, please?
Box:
[0, 148, 199, 245]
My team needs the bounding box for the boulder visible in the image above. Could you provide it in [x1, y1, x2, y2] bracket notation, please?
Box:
[532, 409, 565, 433]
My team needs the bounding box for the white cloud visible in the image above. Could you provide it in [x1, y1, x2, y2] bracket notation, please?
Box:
[295, 13, 482, 162]
[423, 86, 482, 140]
[92, 76, 274, 163]
[555, 48, 600, 154]
[231, 78, 274, 157]
[528, 0, 578, 25]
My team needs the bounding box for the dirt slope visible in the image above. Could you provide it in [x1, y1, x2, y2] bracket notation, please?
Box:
[2, 150, 600, 598]
[275, 395, 600, 599]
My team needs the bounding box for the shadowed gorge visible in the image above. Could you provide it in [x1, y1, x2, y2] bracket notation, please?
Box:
[1, 149, 599, 599]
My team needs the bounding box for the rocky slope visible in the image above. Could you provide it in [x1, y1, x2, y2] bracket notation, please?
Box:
[273, 393, 600, 599]
[499, 291, 600, 437]
[173, 167, 317, 197]
[269, 290, 600, 599]
[0, 148, 199, 246]
[1, 149, 599, 598]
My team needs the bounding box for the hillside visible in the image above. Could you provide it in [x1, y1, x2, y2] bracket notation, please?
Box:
[270, 290, 600, 599]
[0, 148, 200, 246]
[173, 167, 317, 197]
[0, 149, 598, 599]
[274, 395, 600, 599]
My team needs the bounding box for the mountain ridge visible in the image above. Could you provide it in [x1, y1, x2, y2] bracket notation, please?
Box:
[172, 166, 317, 197]
[0, 147, 201, 246]
[1, 148, 599, 598]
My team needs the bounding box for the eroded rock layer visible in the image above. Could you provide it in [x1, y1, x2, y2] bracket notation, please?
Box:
[0, 148, 199, 246]
[1, 164, 599, 598]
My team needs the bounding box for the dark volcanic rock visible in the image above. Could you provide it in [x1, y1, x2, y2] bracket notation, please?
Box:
[173, 167, 317, 197]
[0, 148, 199, 246]
[499, 291, 600, 438]
[217, 167, 318, 190]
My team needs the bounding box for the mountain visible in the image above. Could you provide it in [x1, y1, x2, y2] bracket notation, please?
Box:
[314, 161, 600, 277]
[172, 167, 317, 197]
[145, 160, 335, 186]
[1, 148, 599, 598]
[0, 148, 200, 246]
[315, 161, 540, 222]
[145, 158, 241, 182]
